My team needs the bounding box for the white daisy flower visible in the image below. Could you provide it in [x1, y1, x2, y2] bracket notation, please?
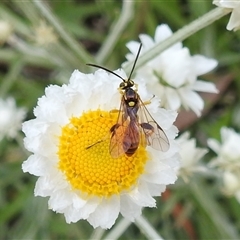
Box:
[32, 20, 58, 46]
[213, 0, 240, 31]
[177, 132, 208, 182]
[208, 127, 240, 201]
[0, 97, 26, 141]
[0, 20, 13, 45]
[208, 127, 240, 171]
[22, 68, 179, 229]
[123, 24, 218, 116]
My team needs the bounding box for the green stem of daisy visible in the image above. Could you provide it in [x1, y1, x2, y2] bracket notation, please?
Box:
[123, 7, 232, 75]
[90, 227, 105, 240]
[0, 58, 24, 97]
[95, 0, 134, 64]
[190, 181, 238, 238]
[8, 35, 62, 67]
[32, 0, 94, 64]
[103, 218, 132, 240]
[135, 215, 164, 240]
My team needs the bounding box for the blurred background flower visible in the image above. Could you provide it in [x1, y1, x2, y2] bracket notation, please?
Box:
[32, 20, 58, 46]
[0, 20, 13, 45]
[123, 24, 218, 116]
[0, 97, 26, 141]
[208, 127, 240, 202]
[208, 127, 240, 171]
[177, 132, 208, 183]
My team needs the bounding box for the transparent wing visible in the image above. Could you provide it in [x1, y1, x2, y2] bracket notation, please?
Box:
[138, 97, 170, 152]
[109, 97, 140, 158]
[110, 97, 130, 158]
[110, 124, 128, 158]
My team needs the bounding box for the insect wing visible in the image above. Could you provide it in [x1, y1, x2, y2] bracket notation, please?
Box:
[110, 98, 131, 158]
[110, 95, 142, 158]
[138, 98, 170, 152]
[110, 124, 127, 158]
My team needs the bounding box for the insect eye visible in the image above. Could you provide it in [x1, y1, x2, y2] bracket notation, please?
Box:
[119, 82, 126, 89]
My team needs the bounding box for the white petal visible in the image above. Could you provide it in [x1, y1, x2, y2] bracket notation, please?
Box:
[194, 148, 208, 161]
[143, 162, 177, 185]
[23, 127, 58, 157]
[64, 197, 99, 223]
[48, 190, 78, 212]
[34, 86, 69, 124]
[126, 41, 141, 55]
[128, 181, 156, 207]
[22, 119, 48, 139]
[154, 24, 182, 49]
[227, 7, 240, 31]
[35, 177, 53, 197]
[147, 183, 166, 196]
[139, 34, 155, 49]
[220, 126, 232, 141]
[222, 132, 240, 158]
[87, 195, 120, 229]
[22, 154, 51, 176]
[179, 89, 204, 116]
[34, 171, 67, 197]
[191, 55, 218, 76]
[223, 171, 240, 193]
[213, 0, 240, 9]
[192, 80, 219, 93]
[160, 48, 194, 87]
[120, 194, 142, 221]
[154, 24, 173, 41]
[23, 121, 60, 157]
[207, 138, 221, 154]
[165, 87, 181, 110]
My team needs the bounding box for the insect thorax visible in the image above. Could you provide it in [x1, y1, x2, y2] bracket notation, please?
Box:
[124, 88, 138, 107]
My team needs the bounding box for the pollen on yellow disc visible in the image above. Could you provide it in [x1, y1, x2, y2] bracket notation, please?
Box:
[58, 109, 149, 197]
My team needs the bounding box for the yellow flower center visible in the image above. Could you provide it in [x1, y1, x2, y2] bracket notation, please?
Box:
[58, 109, 149, 197]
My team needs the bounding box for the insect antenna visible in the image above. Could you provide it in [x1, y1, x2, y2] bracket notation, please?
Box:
[87, 43, 143, 83]
[127, 43, 142, 80]
[86, 63, 126, 82]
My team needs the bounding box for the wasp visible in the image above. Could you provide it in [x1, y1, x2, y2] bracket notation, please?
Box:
[87, 43, 169, 158]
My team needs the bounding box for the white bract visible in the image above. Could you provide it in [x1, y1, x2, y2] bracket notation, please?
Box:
[123, 24, 218, 116]
[0, 97, 26, 141]
[208, 127, 240, 202]
[22, 69, 180, 229]
[213, 0, 240, 31]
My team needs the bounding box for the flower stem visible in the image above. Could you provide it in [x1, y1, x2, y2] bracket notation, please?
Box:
[123, 7, 232, 75]
[103, 218, 132, 240]
[190, 181, 238, 238]
[0, 59, 24, 97]
[90, 227, 105, 240]
[135, 215, 164, 240]
[32, 0, 94, 64]
[95, 0, 134, 64]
